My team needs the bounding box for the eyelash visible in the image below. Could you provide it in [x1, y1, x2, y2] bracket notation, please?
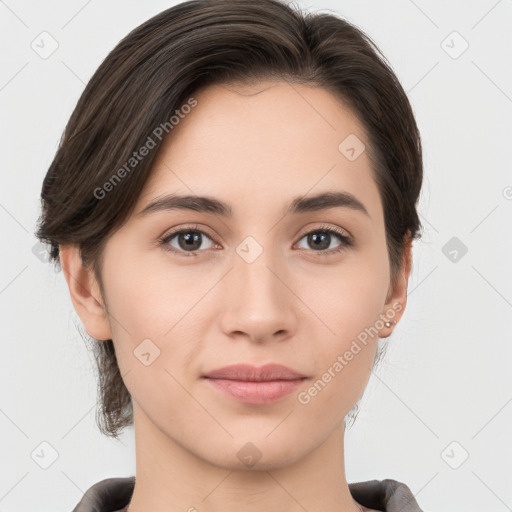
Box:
[157, 224, 353, 258]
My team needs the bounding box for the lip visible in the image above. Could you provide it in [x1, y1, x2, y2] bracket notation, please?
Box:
[203, 364, 308, 405]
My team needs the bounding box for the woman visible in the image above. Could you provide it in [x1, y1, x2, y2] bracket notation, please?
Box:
[36, 0, 425, 510]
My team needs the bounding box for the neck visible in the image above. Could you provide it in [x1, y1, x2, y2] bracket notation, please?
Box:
[126, 402, 365, 512]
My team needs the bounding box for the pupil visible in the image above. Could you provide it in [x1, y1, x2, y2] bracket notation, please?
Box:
[181, 232, 201, 250]
[310, 232, 329, 250]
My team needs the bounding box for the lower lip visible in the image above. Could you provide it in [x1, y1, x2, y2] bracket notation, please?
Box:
[206, 378, 305, 404]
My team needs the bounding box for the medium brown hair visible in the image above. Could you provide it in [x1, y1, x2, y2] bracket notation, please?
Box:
[36, 0, 423, 438]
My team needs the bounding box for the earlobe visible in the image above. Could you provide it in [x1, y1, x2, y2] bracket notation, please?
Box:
[59, 244, 112, 341]
[379, 233, 414, 337]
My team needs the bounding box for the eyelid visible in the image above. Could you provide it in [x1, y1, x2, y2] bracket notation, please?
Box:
[157, 223, 220, 249]
[295, 223, 352, 242]
[159, 223, 215, 241]
[160, 222, 352, 243]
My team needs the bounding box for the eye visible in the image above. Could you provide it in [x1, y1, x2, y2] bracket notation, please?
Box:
[158, 223, 353, 257]
[295, 225, 352, 255]
[158, 225, 217, 257]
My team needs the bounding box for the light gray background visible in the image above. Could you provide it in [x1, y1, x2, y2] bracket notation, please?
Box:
[1, 1, 511, 511]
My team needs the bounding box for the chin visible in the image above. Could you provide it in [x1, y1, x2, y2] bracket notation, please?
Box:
[198, 439, 303, 472]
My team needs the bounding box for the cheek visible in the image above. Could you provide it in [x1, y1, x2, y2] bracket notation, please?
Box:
[297, 293, 381, 424]
[294, 252, 388, 404]
[296, 356, 372, 432]
[100, 252, 209, 389]
[101, 249, 203, 340]
[295, 254, 389, 344]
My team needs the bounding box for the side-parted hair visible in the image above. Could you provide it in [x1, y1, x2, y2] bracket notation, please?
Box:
[36, 0, 423, 438]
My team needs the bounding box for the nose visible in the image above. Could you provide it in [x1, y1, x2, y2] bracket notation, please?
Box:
[218, 246, 298, 345]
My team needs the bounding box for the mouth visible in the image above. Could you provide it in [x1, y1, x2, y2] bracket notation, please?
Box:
[202, 363, 308, 405]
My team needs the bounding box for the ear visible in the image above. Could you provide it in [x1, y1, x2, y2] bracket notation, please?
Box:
[59, 244, 113, 341]
[378, 232, 413, 338]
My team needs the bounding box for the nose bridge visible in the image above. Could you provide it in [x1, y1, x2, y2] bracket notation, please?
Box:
[239, 246, 279, 301]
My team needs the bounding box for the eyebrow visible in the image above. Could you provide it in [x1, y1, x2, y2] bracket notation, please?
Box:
[137, 191, 370, 219]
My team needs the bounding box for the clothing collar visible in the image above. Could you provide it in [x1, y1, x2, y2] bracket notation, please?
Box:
[71, 476, 424, 512]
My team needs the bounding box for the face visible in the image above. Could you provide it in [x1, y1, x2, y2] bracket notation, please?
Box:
[66, 80, 409, 470]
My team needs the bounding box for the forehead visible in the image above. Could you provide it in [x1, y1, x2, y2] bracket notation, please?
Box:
[135, 80, 383, 223]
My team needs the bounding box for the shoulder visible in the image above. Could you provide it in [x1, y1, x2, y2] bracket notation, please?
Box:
[349, 478, 424, 512]
[71, 476, 135, 512]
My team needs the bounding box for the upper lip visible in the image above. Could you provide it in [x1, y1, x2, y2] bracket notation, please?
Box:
[203, 364, 307, 382]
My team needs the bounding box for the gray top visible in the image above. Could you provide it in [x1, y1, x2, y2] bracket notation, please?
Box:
[71, 476, 425, 511]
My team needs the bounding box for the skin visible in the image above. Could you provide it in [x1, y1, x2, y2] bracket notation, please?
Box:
[60, 80, 412, 512]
